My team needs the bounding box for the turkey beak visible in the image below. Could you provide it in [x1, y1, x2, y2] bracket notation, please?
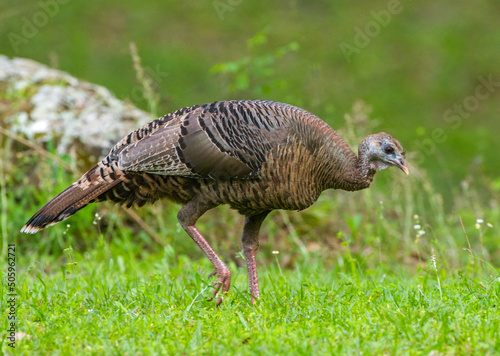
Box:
[392, 157, 409, 175]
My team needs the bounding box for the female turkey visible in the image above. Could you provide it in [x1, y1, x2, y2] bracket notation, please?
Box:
[22, 100, 408, 305]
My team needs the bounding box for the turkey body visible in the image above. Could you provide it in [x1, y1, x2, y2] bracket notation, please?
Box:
[97, 100, 365, 214]
[22, 100, 408, 305]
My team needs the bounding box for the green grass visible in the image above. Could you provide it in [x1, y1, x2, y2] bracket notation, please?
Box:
[8, 242, 500, 355]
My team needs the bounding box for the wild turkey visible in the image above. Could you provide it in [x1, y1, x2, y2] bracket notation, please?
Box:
[21, 100, 408, 305]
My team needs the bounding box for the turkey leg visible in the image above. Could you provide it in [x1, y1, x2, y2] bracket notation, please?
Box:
[242, 211, 270, 303]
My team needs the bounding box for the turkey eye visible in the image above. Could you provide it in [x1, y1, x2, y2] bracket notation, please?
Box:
[384, 146, 394, 154]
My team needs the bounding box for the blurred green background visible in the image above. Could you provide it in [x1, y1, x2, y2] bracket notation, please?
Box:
[2, 0, 499, 196]
[2, 4, 500, 353]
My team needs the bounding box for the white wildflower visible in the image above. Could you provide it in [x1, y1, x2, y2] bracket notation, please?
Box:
[487, 223, 493, 228]
[413, 224, 421, 230]
[272, 250, 279, 255]
[476, 218, 484, 224]
[93, 213, 102, 225]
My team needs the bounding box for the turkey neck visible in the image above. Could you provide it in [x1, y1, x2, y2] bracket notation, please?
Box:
[347, 155, 376, 191]
[295, 119, 375, 193]
[332, 136, 377, 192]
[322, 143, 375, 192]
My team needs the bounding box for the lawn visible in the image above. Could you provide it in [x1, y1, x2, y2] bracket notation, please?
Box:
[9, 240, 500, 355]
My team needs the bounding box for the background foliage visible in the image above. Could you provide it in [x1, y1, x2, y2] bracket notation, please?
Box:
[1, 1, 499, 354]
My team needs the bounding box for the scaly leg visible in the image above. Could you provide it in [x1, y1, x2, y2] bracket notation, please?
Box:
[178, 199, 230, 306]
[241, 211, 270, 303]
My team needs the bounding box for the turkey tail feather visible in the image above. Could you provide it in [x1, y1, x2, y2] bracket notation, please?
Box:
[21, 164, 122, 234]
